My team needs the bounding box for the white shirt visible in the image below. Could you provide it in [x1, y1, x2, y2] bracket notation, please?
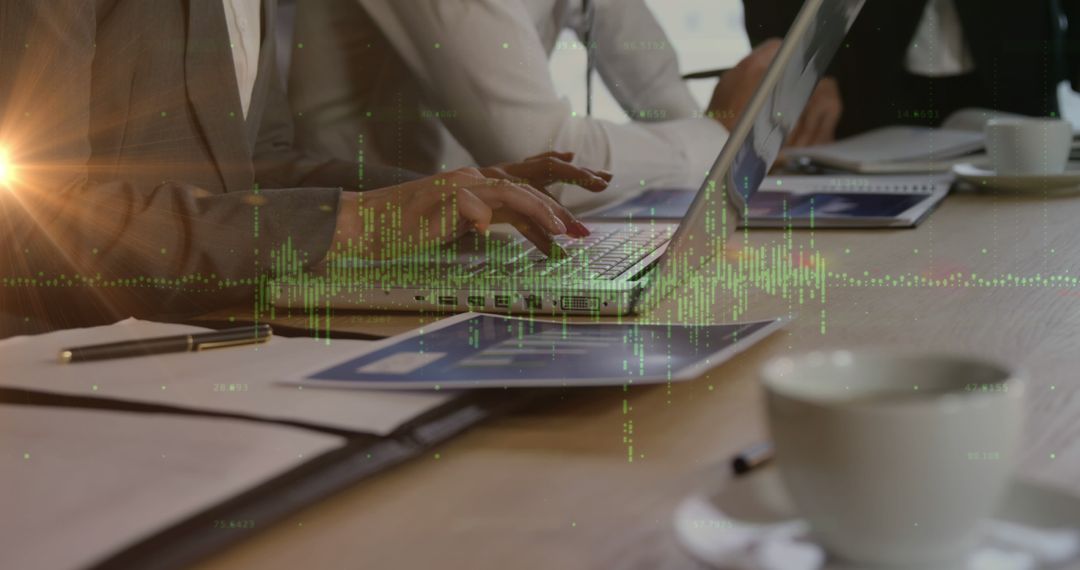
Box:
[222, 0, 262, 119]
[905, 0, 975, 77]
[290, 0, 729, 210]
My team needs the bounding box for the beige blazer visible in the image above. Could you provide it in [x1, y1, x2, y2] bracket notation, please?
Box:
[0, 0, 414, 330]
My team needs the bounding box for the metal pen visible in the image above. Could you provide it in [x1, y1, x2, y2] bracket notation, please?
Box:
[59, 324, 272, 363]
[731, 441, 775, 476]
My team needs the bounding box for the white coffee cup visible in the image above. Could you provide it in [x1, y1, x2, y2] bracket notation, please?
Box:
[984, 117, 1072, 176]
[761, 351, 1025, 568]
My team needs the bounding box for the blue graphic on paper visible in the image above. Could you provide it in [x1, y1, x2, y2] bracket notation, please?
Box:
[748, 191, 924, 218]
[305, 315, 775, 387]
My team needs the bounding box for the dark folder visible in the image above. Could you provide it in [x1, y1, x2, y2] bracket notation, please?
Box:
[3, 365, 553, 570]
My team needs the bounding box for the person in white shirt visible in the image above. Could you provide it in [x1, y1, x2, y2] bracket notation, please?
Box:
[222, 0, 262, 119]
[287, 0, 788, 210]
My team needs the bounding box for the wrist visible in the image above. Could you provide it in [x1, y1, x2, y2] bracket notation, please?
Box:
[331, 192, 362, 253]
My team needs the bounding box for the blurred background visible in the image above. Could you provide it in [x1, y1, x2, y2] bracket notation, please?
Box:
[550, 0, 1080, 129]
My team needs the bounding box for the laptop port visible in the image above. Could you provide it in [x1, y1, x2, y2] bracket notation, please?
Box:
[413, 295, 426, 302]
[524, 295, 542, 310]
[438, 295, 457, 306]
[467, 295, 485, 308]
[494, 295, 512, 308]
[560, 296, 599, 311]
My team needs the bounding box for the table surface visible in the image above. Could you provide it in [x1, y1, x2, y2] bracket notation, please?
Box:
[197, 187, 1080, 570]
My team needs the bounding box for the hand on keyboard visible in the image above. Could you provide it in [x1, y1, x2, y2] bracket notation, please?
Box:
[333, 167, 593, 259]
[468, 226, 673, 281]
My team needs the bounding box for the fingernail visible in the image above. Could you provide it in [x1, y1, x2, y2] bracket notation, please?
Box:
[551, 216, 568, 235]
[571, 221, 591, 237]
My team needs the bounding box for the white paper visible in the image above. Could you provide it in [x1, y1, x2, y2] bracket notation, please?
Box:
[0, 405, 344, 570]
[0, 319, 453, 434]
[794, 126, 985, 165]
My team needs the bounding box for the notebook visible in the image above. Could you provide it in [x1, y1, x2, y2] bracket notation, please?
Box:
[787, 108, 1023, 174]
[743, 174, 953, 228]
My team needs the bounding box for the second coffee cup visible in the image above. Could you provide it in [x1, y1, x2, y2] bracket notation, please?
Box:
[762, 351, 1025, 568]
[984, 117, 1072, 176]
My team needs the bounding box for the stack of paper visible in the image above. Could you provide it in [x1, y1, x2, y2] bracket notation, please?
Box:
[789, 126, 985, 173]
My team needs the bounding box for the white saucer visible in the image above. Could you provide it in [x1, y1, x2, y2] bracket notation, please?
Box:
[953, 162, 1080, 193]
[673, 466, 1080, 570]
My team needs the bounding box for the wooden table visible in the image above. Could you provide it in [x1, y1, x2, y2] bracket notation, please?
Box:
[198, 188, 1080, 569]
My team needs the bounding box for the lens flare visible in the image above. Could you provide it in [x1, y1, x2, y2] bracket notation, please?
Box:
[0, 150, 10, 187]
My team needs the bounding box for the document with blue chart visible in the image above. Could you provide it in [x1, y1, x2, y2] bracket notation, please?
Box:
[743, 175, 952, 228]
[579, 176, 949, 228]
[292, 313, 783, 390]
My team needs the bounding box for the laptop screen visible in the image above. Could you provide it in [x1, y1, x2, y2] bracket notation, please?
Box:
[649, 0, 864, 301]
[726, 0, 865, 205]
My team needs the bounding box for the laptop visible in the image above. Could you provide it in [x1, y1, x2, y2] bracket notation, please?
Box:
[274, 0, 866, 316]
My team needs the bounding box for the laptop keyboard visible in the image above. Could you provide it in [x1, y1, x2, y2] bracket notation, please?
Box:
[468, 226, 674, 280]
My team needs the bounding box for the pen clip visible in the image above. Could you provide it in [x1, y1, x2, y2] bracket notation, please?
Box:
[196, 336, 271, 351]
